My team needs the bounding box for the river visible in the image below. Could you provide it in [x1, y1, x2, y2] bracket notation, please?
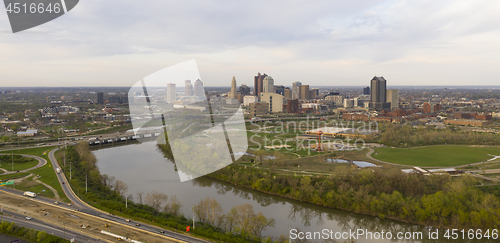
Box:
[93, 142, 490, 242]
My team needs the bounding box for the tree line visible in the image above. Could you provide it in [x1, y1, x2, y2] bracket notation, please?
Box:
[0, 154, 36, 163]
[208, 164, 500, 230]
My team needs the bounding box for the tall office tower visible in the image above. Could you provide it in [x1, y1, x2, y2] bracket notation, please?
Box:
[97, 92, 104, 105]
[284, 88, 292, 99]
[194, 79, 205, 98]
[292, 81, 302, 99]
[299, 85, 310, 100]
[167, 83, 176, 103]
[239, 84, 250, 95]
[184, 80, 194, 96]
[263, 76, 275, 93]
[386, 89, 399, 110]
[230, 76, 237, 96]
[363, 87, 370, 95]
[369, 76, 390, 110]
[254, 72, 268, 97]
[275, 85, 285, 95]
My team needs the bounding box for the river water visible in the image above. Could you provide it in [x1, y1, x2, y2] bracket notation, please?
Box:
[93, 142, 489, 243]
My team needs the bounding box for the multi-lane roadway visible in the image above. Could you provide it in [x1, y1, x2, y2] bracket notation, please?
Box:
[0, 208, 100, 242]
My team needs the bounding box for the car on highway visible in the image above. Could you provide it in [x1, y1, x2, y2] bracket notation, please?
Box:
[54, 201, 59, 205]
[67, 203, 71, 206]
[25, 216, 32, 220]
[135, 223, 140, 227]
[125, 219, 130, 222]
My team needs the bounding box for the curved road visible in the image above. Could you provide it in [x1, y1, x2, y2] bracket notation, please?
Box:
[48, 148, 208, 243]
[0, 154, 47, 175]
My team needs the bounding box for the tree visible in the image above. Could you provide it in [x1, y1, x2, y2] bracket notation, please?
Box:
[195, 197, 223, 226]
[114, 180, 128, 197]
[137, 192, 143, 205]
[163, 194, 182, 216]
[145, 190, 168, 211]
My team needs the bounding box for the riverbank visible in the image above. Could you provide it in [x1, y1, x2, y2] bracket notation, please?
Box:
[206, 163, 500, 231]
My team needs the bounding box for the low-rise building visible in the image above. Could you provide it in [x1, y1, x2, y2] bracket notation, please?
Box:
[249, 102, 268, 117]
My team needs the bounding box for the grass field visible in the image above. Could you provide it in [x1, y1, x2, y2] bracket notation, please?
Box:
[373, 145, 500, 167]
[0, 159, 38, 171]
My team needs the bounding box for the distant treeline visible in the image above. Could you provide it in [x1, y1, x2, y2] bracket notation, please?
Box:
[208, 165, 500, 230]
[0, 154, 35, 163]
[373, 124, 500, 147]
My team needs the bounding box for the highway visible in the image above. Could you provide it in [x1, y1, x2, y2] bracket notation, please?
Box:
[0, 209, 101, 242]
[48, 148, 208, 243]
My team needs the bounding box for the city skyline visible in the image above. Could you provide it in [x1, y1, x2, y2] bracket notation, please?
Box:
[0, 1, 500, 87]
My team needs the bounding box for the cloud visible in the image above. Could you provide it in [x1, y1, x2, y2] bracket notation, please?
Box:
[0, 0, 499, 86]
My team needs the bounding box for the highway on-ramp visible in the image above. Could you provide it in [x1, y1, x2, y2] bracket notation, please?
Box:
[0, 154, 47, 175]
[48, 148, 208, 243]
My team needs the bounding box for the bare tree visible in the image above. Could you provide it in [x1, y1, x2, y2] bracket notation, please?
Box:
[195, 197, 223, 226]
[113, 180, 128, 197]
[163, 194, 183, 216]
[144, 190, 168, 211]
[137, 192, 143, 205]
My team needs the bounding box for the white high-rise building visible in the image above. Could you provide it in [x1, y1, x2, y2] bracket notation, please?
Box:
[184, 80, 194, 96]
[194, 79, 204, 98]
[167, 83, 176, 103]
[263, 76, 275, 93]
[292, 81, 302, 99]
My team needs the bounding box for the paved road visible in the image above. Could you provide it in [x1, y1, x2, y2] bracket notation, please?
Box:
[48, 148, 208, 243]
[0, 208, 100, 242]
[0, 154, 47, 175]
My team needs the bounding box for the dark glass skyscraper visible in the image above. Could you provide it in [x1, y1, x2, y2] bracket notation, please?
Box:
[254, 72, 267, 98]
[369, 76, 390, 110]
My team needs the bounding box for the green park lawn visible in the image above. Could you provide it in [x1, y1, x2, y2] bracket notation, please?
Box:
[373, 145, 500, 167]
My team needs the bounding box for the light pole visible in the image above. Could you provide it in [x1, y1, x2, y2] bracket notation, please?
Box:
[192, 205, 195, 230]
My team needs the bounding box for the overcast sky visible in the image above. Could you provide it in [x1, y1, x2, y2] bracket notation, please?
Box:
[1, 0, 499, 87]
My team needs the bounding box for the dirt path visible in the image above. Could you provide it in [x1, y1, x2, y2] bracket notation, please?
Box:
[33, 176, 61, 201]
[11, 173, 61, 201]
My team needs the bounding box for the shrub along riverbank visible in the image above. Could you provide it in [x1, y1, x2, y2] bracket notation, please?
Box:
[207, 164, 500, 230]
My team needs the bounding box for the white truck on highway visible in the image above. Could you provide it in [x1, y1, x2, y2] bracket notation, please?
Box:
[56, 168, 61, 174]
[23, 191, 37, 198]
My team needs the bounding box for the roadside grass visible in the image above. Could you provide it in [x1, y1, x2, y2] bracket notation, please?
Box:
[373, 145, 500, 167]
[34, 150, 70, 202]
[0, 172, 30, 181]
[14, 177, 54, 198]
[86, 124, 133, 135]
